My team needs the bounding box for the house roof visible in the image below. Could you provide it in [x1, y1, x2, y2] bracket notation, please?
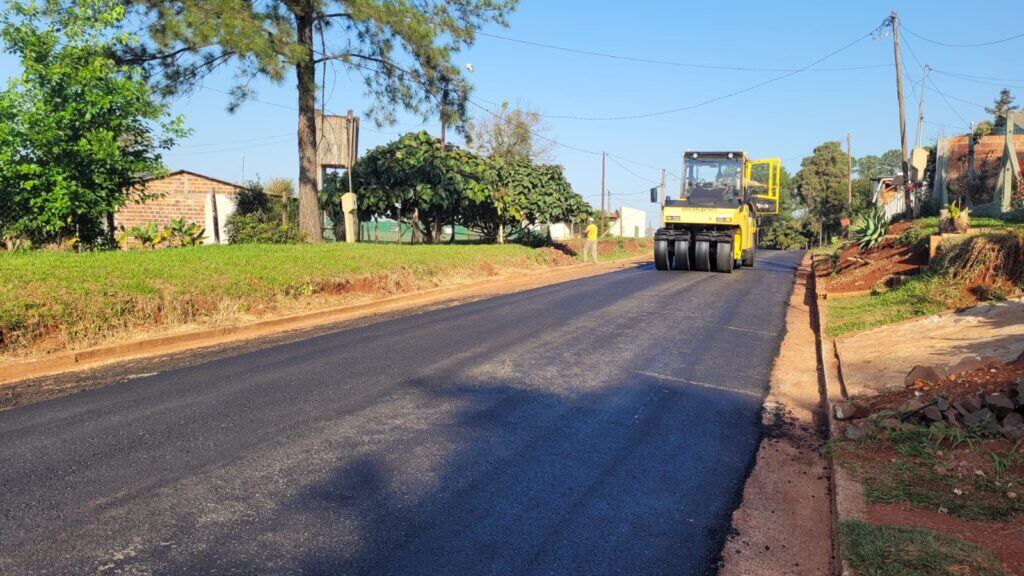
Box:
[146, 170, 245, 190]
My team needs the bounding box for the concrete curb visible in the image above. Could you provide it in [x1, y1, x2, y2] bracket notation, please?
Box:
[814, 261, 868, 576]
[0, 255, 647, 386]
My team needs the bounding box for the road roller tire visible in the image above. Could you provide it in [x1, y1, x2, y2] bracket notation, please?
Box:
[694, 240, 711, 271]
[715, 242, 733, 273]
[742, 248, 755, 267]
[671, 240, 690, 270]
[654, 240, 670, 270]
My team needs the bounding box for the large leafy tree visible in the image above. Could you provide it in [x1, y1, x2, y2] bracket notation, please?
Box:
[467, 157, 589, 242]
[354, 131, 493, 243]
[794, 141, 852, 239]
[856, 149, 902, 180]
[0, 0, 185, 245]
[123, 0, 518, 243]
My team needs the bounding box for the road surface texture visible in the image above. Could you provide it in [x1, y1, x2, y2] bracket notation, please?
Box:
[0, 251, 801, 575]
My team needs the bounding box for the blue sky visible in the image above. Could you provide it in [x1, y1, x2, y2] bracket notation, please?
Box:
[2, 0, 1022, 227]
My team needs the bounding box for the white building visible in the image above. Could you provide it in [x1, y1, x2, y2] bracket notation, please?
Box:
[605, 207, 646, 238]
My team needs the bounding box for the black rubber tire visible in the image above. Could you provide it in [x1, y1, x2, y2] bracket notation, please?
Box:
[693, 240, 711, 271]
[715, 242, 733, 273]
[742, 248, 755, 267]
[654, 240, 670, 270]
[671, 240, 690, 270]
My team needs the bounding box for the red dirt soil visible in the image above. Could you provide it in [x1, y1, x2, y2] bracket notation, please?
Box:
[818, 228, 928, 294]
[867, 502, 1024, 575]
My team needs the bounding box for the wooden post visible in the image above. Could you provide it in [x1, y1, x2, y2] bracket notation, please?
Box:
[891, 11, 913, 218]
[847, 132, 853, 207]
[600, 151, 606, 235]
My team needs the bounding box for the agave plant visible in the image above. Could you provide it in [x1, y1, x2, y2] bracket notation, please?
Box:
[852, 207, 888, 250]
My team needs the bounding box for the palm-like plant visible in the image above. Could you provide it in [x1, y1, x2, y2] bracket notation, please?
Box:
[852, 207, 888, 250]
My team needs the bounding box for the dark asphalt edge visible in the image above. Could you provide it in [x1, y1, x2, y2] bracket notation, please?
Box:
[708, 251, 805, 575]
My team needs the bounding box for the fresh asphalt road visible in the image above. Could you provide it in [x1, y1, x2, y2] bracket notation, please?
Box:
[0, 250, 802, 576]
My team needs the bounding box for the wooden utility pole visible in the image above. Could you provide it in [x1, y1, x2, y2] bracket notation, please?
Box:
[847, 132, 853, 206]
[891, 11, 913, 218]
[600, 151, 606, 235]
[914, 64, 930, 149]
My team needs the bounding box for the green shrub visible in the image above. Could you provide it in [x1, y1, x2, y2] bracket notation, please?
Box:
[895, 225, 930, 249]
[225, 213, 304, 244]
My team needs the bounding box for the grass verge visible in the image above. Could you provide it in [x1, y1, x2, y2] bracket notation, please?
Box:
[840, 520, 1006, 576]
[0, 240, 646, 358]
[832, 427, 1024, 521]
[825, 274, 955, 338]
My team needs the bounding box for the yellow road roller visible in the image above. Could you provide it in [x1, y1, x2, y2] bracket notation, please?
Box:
[650, 151, 780, 273]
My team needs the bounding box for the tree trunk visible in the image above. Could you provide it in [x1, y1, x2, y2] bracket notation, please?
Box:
[294, 9, 321, 243]
[498, 223, 504, 244]
[411, 208, 420, 243]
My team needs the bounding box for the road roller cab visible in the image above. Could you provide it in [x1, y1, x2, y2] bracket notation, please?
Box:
[651, 151, 780, 273]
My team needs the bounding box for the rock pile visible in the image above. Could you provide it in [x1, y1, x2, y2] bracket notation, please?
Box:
[834, 355, 1024, 441]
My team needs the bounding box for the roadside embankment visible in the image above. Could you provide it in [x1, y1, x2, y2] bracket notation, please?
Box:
[824, 231, 1024, 338]
[821, 234, 1024, 575]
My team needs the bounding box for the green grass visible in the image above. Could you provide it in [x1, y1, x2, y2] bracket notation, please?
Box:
[825, 273, 956, 338]
[834, 427, 1024, 521]
[840, 520, 1006, 576]
[0, 241, 644, 355]
[912, 214, 1024, 235]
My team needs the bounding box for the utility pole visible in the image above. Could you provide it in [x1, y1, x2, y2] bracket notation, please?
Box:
[847, 132, 853, 207]
[914, 64, 930, 149]
[890, 11, 913, 218]
[600, 151, 606, 235]
[660, 168, 667, 199]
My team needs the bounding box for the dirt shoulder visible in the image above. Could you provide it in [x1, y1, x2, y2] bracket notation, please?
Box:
[718, 252, 834, 576]
[829, 298, 1024, 574]
[1, 252, 647, 409]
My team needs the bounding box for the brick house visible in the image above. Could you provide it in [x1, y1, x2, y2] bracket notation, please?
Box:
[115, 170, 242, 245]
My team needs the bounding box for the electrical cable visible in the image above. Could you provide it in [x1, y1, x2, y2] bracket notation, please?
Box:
[515, 30, 878, 121]
[477, 31, 889, 72]
[902, 25, 1024, 48]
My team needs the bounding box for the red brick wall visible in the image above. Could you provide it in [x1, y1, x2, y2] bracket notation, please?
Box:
[115, 172, 240, 245]
[945, 134, 1024, 186]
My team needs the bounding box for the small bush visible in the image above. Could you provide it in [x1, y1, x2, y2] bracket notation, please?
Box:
[225, 212, 304, 244]
[895, 225, 930, 250]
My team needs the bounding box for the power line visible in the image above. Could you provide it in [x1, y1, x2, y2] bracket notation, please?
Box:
[165, 136, 297, 156]
[518, 30, 877, 121]
[477, 31, 889, 73]
[899, 35, 972, 127]
[930, 68, 1024, 89]
[928, 69, 1024, 83]
[606, 154, 659, 185]
[175, 132, 295, 148]
[902, 25, 1024, 48]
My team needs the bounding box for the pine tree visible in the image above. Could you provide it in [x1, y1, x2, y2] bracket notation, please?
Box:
[986, 89, 1018, 128]
[122, 0, 518, 242]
